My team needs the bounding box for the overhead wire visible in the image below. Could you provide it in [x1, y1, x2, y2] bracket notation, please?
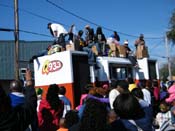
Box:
[19, 29, 51, 38]
[0, 28, 52, 38]
[46, 0, 164, 39]
[145, 38, 168, 59]
[0, 3, 69, 28]
[149, 39, 165, 52]
[0, 4, 52, 38]
[151, 54, 167, 58]
[0, 2, 164, 39]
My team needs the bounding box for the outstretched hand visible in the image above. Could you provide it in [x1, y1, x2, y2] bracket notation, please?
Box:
[25, 69, 32, 81]
[25, 69, 33, 86]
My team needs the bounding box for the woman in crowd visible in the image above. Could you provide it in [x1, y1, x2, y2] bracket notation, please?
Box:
[38, 84, 64, 131]
[69, 98, 108, 131]
[113, 92, 154, 131]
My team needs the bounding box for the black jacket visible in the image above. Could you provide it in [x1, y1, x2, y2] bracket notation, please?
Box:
[0, 86, 37, 131]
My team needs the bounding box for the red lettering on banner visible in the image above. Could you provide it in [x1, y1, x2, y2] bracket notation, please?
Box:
[42, 60, 63, 75]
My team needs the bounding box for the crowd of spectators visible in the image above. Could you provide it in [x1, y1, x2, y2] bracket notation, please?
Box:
[1, 72, 175, 131]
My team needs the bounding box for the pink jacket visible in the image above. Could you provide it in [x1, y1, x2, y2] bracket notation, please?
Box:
[166, 85, 175, 103]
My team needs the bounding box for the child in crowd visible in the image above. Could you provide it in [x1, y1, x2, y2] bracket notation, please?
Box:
[36, 87, 43, 112]
[164, 81, 175, 130]
[57, 110, 79, 131]
[107, 109, 127, 131]
[170, 100, 175, 126]
[155, 101, 171, 131]
[58, 86, 71, 118]
[57, 118, 68, 131]
[64, 110, 79, 129]
[166, 81, 175, 125]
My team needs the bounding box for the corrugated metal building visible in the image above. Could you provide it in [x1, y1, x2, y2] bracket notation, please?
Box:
[0, 40, 51, 87]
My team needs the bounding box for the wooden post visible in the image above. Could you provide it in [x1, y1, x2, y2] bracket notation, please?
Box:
[14, 0, 19, 80]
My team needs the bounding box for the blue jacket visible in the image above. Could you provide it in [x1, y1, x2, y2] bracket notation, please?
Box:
[122, 100, 154, 131]
[9, 92, 25, 107]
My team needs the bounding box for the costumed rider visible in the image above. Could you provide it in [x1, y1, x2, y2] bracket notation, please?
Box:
[83, 25, 99, 69]
[123, 40, 139, 69]
[29, 23, 68, 63]
[47, 23, 68, 50]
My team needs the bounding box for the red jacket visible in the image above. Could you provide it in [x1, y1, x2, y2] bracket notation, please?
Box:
[38, 99, 64, 131]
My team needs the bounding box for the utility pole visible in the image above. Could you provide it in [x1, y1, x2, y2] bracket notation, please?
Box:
[165, 34, 172, 80]
[14, 0, 19, 80]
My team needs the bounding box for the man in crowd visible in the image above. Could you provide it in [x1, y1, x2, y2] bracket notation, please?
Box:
[0, 69, 37, 131]
[47, 23, 68, 49]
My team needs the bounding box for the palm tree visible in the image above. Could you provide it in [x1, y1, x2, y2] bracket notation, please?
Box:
[167, 10, 175, 44]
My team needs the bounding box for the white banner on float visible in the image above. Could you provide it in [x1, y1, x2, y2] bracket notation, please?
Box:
[34, 51, 73, 86]
[135, 58, 149, 80]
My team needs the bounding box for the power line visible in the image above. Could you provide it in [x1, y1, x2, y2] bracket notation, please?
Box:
[20, 7, 70, 28]
[0, 3, 69, 28]
[0, 2, 164, 39]
[149, 39, 165, 53]
[46, 0, 164, 39]
[46, 0, 100, 27]
[0, 28, 13, 32]
[20, 29, 51, 38]
[153, 54, 166, 58]
[0, 28, 52, 38]
[151, 54, 167, 58]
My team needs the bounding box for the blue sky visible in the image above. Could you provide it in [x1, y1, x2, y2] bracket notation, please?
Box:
[0, 0, 175, 65]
